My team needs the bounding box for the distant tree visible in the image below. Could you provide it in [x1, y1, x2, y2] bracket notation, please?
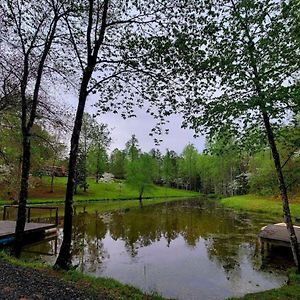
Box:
[162, 149, 178, 188]
[149, 148, 163, 184]
[125, 135, 140, 162]
[179, 144, 199, 191]
[110, 149, 126, 179]
[125, 153, 155, 204]
[88, 121, 111, 183]
[74, 149, 89, 194]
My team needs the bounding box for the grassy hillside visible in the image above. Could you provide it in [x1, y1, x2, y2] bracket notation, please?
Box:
[0, 176, 199, 205]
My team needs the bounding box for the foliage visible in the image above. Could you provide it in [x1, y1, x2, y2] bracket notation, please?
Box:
[125, 153, 156, 200]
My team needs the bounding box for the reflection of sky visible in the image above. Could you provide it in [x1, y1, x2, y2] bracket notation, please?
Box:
[87, 234, 286, 300]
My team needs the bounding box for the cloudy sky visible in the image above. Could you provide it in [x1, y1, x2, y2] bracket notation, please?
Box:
[60, 92, 205, 154]
[57, 87, 206, 155]
[93, 107, 206, 154]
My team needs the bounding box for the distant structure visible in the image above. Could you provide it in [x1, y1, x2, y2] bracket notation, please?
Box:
[44, 166, 67, 177]
[100, 172, 114, 183]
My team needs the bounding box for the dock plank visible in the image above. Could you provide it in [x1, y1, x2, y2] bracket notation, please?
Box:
[0, 221, 56, 239]
[259, 223, 300, 247]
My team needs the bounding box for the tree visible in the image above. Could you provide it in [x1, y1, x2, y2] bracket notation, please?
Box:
[110, 148, 126, 179]
[125, 153, 155, 204]
[87, 120, 111, 183]
[162, 149, 178, 188]
[178, 0, 300, 269]
[179, 144, 199, 191]
[74, 148, 89, 194]
[125, 135, 140, 162]
[149, 148, 163, 184]
[55, 0, 205, 269]
[0, 0, 72, 257]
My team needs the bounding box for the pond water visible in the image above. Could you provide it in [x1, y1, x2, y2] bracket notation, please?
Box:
[22, 198, 289, 300]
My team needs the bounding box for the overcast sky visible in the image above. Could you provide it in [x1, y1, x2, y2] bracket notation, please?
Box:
[57, 87, 206, 155]
[61, 92, 205, 154]
[93, 108, 206, 154]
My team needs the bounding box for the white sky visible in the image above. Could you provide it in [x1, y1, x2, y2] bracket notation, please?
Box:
[59, 90, 206, 155]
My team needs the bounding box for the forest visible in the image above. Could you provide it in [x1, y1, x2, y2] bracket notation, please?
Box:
[1, 113, 299, 201]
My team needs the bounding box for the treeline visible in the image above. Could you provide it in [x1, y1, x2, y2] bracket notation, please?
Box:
[1, 110, 299, 201]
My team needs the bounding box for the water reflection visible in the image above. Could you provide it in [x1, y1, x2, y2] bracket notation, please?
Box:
[24, 198, 288, 300]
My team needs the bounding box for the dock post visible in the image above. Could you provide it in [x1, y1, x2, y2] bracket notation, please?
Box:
[27, 207, 31, 223]
[3, 206, 6, 221]
[55, 207, 58, 226]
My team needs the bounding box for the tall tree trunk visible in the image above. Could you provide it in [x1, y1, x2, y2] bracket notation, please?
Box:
[96, 144, 101, 183]
[11, 132, 31, 257]
[262, 111, 300, 271]
[55, 0, 109, 269]
[54, 74, 90, 269]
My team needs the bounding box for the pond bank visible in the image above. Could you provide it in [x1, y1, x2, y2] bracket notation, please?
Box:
[0, 252, 164, 300]
[220, 194, 300, 217]
[219, 194, 300, 300]
[229, 270, 300, 300]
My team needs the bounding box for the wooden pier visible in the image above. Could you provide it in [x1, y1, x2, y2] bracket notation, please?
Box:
[0, 205, 59, 246]
[259, 223, 300, 248]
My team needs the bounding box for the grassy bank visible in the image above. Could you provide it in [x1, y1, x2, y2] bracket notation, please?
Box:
[230, 270, 300, 300]
[220, 194, 300, 217]
[220, 193, 300, 300]
[0, 252, 164, 300]
[0, 176, 198, 205]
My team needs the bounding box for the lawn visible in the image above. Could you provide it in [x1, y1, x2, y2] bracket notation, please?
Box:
[220, 194, 300, 217]
[0, 176, 199, 205]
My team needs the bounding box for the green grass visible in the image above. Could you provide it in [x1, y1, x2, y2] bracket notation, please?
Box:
[0, 176, 199, 205]
[72, 196, 196, 214]
[229, 270, 300, 300]
[220, 194, 300, 217]
[0, 251, 165, 300]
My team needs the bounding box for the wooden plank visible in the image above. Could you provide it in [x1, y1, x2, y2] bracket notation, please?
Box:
[0, 221, 56, 239]
[259, 223, 300, 247]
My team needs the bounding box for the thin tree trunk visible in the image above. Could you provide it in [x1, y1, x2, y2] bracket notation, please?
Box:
[96, 144, 100, 183]
[11, 132, 31, 257]
[50, 158, 56, 193]
[262, 111, 300, 271]
[54, 74, 90, 269]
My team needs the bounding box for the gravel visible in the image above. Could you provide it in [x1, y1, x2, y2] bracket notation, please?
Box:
[0, 259, 98, 300]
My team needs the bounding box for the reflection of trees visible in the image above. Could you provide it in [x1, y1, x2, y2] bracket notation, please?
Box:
[72, 212, 108, 273]
[105, 198, 262, 272]
[25, 198, 268, 274]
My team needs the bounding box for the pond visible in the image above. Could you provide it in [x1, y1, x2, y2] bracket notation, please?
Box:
[22, 198, 289, 300]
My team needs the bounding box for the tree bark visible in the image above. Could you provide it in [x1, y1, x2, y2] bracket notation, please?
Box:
[54, 73, 90, 269]
[11, 132, 31, 257]
[262, 110, 300, 271]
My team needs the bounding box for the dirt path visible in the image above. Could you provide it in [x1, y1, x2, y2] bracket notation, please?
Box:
[0, 259, 98, 300]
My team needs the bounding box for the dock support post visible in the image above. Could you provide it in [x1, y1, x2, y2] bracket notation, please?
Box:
[27, 207, 31, 223]
[55, 207, 58, 226]
[3, 206, 6, 221]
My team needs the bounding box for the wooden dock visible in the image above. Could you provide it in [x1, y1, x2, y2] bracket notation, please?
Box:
[0, 221, 57, 246]
[259, 223, 300, 248]
[1, 205, 59, 246]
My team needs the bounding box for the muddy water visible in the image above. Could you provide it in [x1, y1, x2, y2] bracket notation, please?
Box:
[22, 198, 289, 300]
